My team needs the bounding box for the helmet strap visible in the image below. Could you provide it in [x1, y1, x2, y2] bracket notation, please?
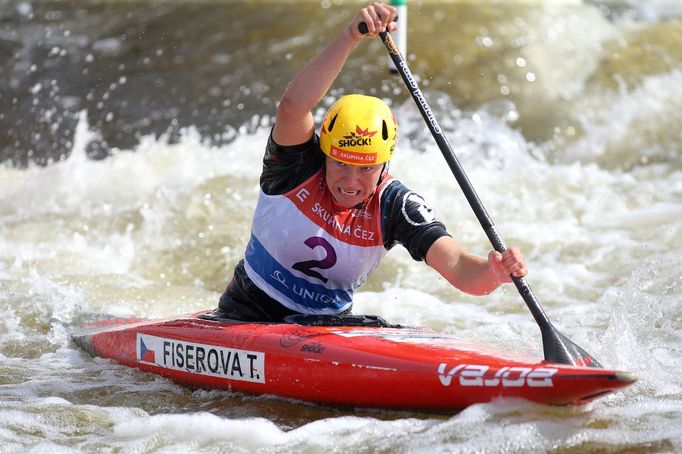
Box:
[378, 162, 389, 185]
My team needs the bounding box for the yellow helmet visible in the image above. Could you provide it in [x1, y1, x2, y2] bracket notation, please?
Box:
[320, 94, 398, 166]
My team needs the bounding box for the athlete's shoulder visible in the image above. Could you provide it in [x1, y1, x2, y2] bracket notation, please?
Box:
[379, 177, 449, 260]
[266, 130, 320, 157]
[262, 131, 324, 195]
[380, 179, 437, 227]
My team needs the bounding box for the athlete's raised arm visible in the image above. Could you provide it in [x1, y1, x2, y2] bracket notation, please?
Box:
[272, 3, 397, 146]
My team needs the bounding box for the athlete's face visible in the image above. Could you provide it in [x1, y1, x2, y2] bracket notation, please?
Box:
[325, 157, 384, 208]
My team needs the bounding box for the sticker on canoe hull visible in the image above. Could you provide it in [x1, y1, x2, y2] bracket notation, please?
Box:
[438, 363, 557, 388]
[137, 333, 265, 383]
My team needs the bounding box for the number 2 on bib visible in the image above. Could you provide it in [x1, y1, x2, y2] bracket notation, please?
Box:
[292, 237, 337, 283]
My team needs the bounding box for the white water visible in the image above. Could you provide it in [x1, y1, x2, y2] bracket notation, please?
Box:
[2, 0, 682, 451]
[2, 76, 681, 450]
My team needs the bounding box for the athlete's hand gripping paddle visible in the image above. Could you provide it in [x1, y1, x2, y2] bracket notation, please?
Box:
[359, 21, 601, 368]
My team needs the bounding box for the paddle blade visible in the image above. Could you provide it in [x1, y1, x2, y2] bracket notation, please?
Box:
[542, 327, 603, 368]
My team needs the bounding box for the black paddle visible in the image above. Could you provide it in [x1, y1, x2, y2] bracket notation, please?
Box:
[359, 22, 602, 368]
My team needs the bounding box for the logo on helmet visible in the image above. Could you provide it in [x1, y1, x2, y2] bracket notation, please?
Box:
[330, 146, 377, 164]
[338, 126, 377, 148]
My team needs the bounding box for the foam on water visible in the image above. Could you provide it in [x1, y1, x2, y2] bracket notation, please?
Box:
[2, 62, 682, 454]
[562, 69, 682, 169]
[608, 0, 682, 22]
[0, 112, 263, 219]
[1, 1, 681, 451]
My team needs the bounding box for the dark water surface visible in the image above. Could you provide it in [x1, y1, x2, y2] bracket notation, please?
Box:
[3, 0, 680, 167]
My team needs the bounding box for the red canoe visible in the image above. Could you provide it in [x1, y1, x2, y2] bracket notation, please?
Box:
[72, 310, 636, 411]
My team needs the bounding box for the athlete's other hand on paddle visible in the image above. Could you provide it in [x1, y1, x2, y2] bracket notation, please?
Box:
[489, 247, 527, 282]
